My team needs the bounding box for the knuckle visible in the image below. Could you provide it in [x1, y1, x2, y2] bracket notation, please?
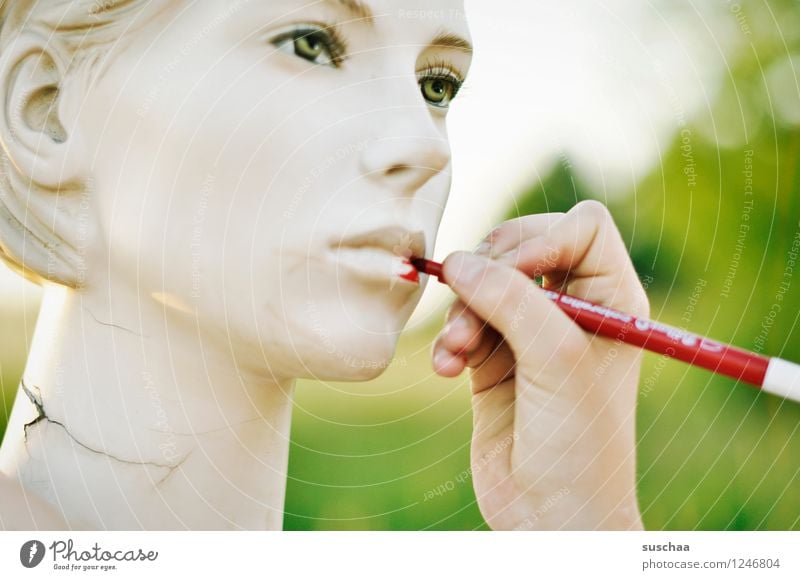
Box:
[539, 212, 566, 232]
[519, 212, 565, 227]
[571, 201, 624, 250]
[522, 236, 561, 265]
[574, 199, 611, 222]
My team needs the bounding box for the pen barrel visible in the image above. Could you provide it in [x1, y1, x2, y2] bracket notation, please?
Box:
[544, 290, 771, 387]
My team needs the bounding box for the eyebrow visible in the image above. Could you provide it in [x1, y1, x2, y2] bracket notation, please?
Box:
[328, 0, 375, 22]
[430, 30, 473, 55]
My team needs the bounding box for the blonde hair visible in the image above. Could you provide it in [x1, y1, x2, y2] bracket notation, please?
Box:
[0, 0, 164, 286]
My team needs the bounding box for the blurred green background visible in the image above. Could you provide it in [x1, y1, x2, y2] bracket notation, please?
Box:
[2, 0, 800, 530]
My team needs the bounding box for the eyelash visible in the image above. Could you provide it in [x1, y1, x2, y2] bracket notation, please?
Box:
[270, 23, 466, 106]
[271, 22, 349, 68]
[417, 57, 466, 107]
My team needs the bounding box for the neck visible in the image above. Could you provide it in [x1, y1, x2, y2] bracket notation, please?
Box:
[0, 285, 295, 530]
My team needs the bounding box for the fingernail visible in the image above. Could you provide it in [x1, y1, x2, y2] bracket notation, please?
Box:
[433, 348, 450, 369]
[474, 229, 500, 256]
[447, 252, 486, 286]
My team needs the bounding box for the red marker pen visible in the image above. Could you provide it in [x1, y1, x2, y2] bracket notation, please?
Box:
[412, 257, 800, 404]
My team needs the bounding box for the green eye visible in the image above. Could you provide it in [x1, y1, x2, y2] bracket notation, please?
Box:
[295, 34, 325, 61]
[421, 77, 458, 107]
[272, 25, 346, 68]
[418, 60, 465, 109]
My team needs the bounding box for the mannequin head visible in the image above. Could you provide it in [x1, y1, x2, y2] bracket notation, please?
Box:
[0, 0, 472, 381]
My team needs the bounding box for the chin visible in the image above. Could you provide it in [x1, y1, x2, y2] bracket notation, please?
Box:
[304, 337, 397, 382]
[298, 330, 400, 382]
[274, 273, 419, 381]
[339, 356, 395, 382]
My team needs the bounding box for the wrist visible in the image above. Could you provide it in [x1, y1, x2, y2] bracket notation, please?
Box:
[501, 489, 643, 531]
[497, 467, 643, 530]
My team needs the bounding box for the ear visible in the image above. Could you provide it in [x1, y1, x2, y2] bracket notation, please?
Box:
[0, 30, 93, 287]
[0, 29, 88, 189]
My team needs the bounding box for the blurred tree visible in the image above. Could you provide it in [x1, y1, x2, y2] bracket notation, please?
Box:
[504, 155, 591, 218]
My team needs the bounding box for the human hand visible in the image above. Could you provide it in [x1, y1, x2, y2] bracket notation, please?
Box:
[432, 201, 648, 530]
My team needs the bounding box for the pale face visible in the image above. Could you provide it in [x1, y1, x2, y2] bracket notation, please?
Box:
[78, 0, 472, 380]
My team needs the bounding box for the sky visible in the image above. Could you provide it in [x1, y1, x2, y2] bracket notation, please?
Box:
[0, 0, 748, 324]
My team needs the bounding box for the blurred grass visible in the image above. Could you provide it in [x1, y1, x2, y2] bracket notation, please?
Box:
[283, 323, 489, 530]
[0, 300, 39, 442]
[629, 129, 800, 530]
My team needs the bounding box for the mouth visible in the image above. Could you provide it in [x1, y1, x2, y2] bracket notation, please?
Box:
[330, 226, 427, 287]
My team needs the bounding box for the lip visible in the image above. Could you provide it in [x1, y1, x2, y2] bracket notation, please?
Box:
[330, 226, 427, 286]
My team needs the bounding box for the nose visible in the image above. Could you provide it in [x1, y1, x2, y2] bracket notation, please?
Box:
[359, 109, 451, 196]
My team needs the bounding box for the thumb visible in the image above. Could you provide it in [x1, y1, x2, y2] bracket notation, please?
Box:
[442, 252, 589, 381]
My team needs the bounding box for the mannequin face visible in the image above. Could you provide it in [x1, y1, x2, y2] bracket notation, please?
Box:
[77, 0, 472, 380]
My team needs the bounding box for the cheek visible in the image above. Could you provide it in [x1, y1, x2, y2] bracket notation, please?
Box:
[84, 35, 425, 370]
[205, 273, 403, 380]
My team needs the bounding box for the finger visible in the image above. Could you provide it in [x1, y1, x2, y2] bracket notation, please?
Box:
[440, 319, 516, 394]
[442, 251, 590, 383]
[475, 213, 565, 257]
[463, 324, 503, 369]
[440, 299, 486, 356]
[468, 334, 516, 395]
[432, 345, 467, 377]
[432, 309, 488, 379]
[496, 201, 648, 316]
